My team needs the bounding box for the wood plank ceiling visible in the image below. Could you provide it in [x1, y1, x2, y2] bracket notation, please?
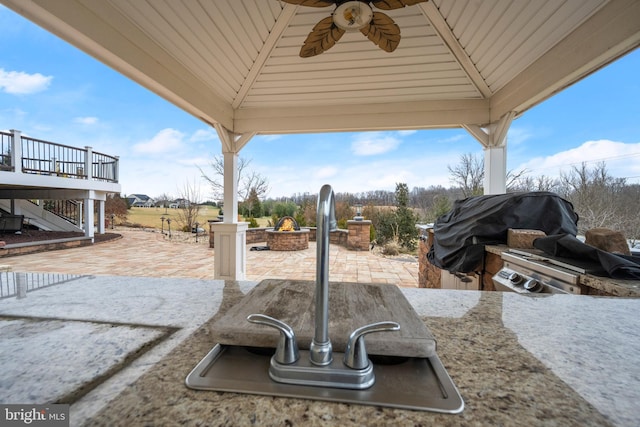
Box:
[2, 0, 639, 135]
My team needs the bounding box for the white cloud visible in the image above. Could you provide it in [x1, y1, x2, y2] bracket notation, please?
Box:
[398, 130, 417, 136]
[190, 128, 216, 142]
[314, 166, 338, 179]
[516, 139, 640, 179]
[73, 116, 98, 125]
[0, 68, 52, 94]
[351, 132, 401, 156]
[119, 158, 210, 199]
[133, 128, 185, 154]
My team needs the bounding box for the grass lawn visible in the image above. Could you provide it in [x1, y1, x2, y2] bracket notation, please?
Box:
[124, 206, 221, 229]
[124, 206, 272, 229]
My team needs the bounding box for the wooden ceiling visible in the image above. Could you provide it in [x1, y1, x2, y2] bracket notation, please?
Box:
[2, 0, 639, 136]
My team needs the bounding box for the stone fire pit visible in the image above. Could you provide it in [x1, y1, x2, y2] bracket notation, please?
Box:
[266, 216, 310, 251]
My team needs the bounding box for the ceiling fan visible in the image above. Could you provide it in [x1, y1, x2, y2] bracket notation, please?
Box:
[281, 0, 428, 58]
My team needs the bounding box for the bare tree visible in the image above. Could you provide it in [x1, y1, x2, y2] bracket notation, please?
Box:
[448, 153, 484, 197]
[508, 173, 558, 193]
[449, 153, 546, 196]
[558, 162, 626, 233]
[619, 184, 640, 245]
[199, 155, 269, 202]
[174, 179, 202, 232]
[154, 192, 173, 209]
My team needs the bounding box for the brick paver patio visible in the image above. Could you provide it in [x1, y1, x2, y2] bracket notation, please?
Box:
[2, 228, 419, 287]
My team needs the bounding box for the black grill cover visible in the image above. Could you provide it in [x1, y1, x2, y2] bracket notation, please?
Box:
[427, 192, 579, 273]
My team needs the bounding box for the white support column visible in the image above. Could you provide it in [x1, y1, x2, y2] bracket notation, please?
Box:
[483, 145, 507, 195]
[211, 124, 256, 280]
[97, 199, 105, 234]
[83, 198, 95, 241]
[463, 111, 515, 195]
[77, 201, 83, 228]
[222, 151, 239, 223]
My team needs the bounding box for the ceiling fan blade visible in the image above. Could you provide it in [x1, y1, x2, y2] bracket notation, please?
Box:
[371, 0, 428, 11]
[300, 16, 346, 58]
[359, 12, 400, 52]
[280, 0, 336, 7]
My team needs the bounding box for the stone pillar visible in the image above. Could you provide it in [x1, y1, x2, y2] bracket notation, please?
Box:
[212, 222, 248, 280]
[418, 229, 441, 289]
[347, 220, 371, 251]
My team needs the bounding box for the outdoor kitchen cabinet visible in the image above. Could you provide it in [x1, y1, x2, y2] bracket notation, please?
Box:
[440, 270, 480, 290]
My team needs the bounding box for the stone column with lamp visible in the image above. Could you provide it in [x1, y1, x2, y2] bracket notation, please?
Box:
[347, 203, 371, 251]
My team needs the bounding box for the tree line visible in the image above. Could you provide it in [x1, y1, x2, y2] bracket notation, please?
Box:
[106, 153, 639, 250]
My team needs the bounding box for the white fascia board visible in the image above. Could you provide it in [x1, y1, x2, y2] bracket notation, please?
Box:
[234, 99, 490, 134]
[0, 189, 109, 201]
[0, 173, 121, 193]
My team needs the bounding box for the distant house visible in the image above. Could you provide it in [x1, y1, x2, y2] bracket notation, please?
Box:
[169, 198, 189, 209]
[127, 194, 155, 207]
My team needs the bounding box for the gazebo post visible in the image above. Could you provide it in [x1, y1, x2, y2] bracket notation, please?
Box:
[463, 111, 515, 195]
[210, 125, 256, 281]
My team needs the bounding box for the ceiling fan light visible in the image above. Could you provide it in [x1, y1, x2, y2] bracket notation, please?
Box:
[333, 1, 373, 31]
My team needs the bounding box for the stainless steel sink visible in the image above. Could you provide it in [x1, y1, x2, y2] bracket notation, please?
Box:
[185, 344, 464, 414]
[186, 186, 463, 414]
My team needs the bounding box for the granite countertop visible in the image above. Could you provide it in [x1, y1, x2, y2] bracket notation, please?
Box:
[1, 274, 638, 426]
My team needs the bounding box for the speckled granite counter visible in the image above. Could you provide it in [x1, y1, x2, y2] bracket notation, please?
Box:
[1, 274, 639, 426]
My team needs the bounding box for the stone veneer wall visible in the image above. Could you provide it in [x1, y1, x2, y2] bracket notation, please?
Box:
[346, 220, 371, 251]
[266, 230, 309, 251]
[307, 227, 348, 246]
[209, 224, 366, 250]
[418, 229, 441, 289]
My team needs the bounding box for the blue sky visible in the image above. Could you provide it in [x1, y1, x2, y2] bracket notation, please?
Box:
[1, 5, 639, 200]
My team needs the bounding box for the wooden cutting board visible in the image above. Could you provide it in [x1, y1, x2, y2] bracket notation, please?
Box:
[210, 279, 436, 358]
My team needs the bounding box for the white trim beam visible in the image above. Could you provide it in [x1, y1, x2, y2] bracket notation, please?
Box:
[233, 4, 298, 109]
[465, 112, 515, 195]
[489, 111, 516, 147]
[462, 124, 488, 147]
[418, 2, 492, 99]
[0, 189, 109, 200]
[464, 111, 515, 148]
[234, 99, 490, 134]
[214, 124, 256, 153]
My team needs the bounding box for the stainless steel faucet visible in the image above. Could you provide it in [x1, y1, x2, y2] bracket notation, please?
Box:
[247, 184, 399, 389]
[310, 184, 337, 366]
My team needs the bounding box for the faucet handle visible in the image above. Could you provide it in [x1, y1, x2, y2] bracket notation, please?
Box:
[343, 321, 400, 370]
[247, 314, 300, 365]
